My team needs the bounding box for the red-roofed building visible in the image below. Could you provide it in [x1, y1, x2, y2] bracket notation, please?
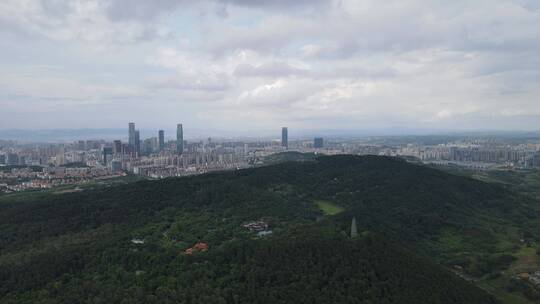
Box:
[184, 242, 209, 255]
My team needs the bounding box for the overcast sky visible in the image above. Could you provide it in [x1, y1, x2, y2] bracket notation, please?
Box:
[1, 0, 539, 133]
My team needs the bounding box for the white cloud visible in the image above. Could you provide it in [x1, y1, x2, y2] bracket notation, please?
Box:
[0, 0, 540, 131]
[234, 62, 308, 78]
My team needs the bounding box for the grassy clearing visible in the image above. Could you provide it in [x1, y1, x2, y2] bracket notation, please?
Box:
[508, 246, 540, 275]
[316, 200, 345, 216]
[476, 245, 540, 304]
[478, 278, 534, 304]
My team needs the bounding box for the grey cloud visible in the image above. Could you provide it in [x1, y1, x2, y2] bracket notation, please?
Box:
[223, 0, 326, 6]
[105, 0, 330, 22]
[517, 0, 540, 11]
[2, 0, 540, 130]
[313, 66, 397, 79]
[39, 0, 73, 18]
[471, 52, 540, 77]
[233, 59, 396, 80]
[0, 0, 170, 43]
[202, 1, 540, 61]
[148, 74, 233, 92]
[234, 62, 308, 77]
[218, 0, 330, 9]
[203, 16, 315, 55]
[105, 0, 193, 21]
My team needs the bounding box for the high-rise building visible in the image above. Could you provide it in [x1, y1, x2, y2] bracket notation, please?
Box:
[111, 160, 122, 173]
[122, 143, 133, 156]
[281, 127, 288, 149]
[113, 140, 122, 155]
[158, 130, 165, 151]
[86, 140, 99, 150]
[134, 130, 141, 156]
[7, 153, 18, 165]
[128, 122, 135, 146]
[77, 140, 86, 151]
[102, 147, 113, 165]
[177, 124, 184, 154]
[533, 152, 540, 168]
[314, 137, 324, 149]
[143, 138, 154, 156]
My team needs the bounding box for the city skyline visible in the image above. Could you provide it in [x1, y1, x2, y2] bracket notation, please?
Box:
[1, 1, 540, 131]
[4, 126, 540, 143]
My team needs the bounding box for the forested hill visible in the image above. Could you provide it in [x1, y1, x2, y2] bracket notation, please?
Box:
[1, 155, 538, 302]
[0, 224, 498, 304]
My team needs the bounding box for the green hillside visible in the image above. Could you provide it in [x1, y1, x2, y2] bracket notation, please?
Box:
[262, 151, 317, 164]
[0, 223, 498, 304]
[2, 155, 540, 303]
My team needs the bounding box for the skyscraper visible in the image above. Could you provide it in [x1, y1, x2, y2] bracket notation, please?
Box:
[314, 137, 324, 149]
[113, 140, 122, 155]
[143, 138, 154, 156]
[177, 124, 184, 154]
[281, 127, 288, 149]
[158, 130, 165, 151]
[134, 130, 141, 156]
[102, 147, 113, 165]
[128, 122, 135, 146]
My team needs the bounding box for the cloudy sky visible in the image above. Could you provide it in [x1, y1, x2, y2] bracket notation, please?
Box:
[1, 0, 539, 133]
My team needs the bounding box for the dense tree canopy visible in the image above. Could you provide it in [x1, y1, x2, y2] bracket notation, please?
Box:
[2, 155, 538, 303]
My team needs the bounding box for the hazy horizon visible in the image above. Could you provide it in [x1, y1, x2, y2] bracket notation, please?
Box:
[2, 127, 540, 143]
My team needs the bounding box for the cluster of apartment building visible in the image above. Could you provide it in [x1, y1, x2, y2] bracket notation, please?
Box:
[5, 129, 540, 193]
[0, 125, 306, 181]
[0, 166, 116, 193]
[393, 142, 540, 169]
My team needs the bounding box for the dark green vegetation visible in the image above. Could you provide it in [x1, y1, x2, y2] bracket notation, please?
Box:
[3, 155, 540, 303]
[62, 162, 90, 168]
[262, 151, 317, 164]
[471, 168, 540, 200]
[432, 165, 540, 303]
